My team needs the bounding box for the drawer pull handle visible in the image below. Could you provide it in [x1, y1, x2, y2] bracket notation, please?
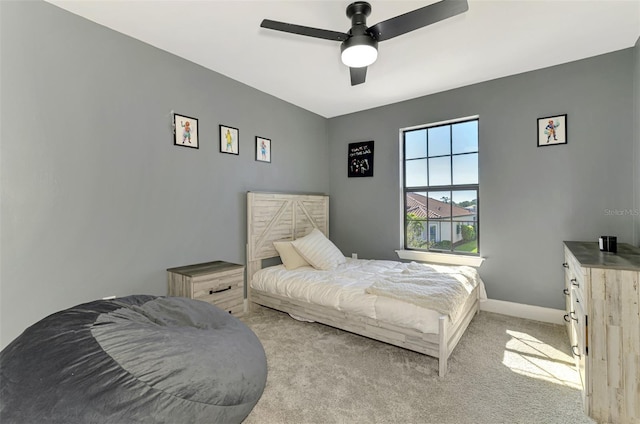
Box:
[570, 311, 578, 321]
[563, 314, 570, 323]
[571, 278, 579, 287]
[562, 262, 569, 269]
[563, 288, 570, 296]
[571, 345, 581, 357]
[209, 286, 232, 295]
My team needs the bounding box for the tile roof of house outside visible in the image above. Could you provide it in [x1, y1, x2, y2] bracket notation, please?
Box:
[406, 192, 474, 219]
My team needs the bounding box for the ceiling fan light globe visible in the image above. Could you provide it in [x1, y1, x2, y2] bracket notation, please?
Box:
[340, 35, 378, 68]
[341, 44, 378, 67]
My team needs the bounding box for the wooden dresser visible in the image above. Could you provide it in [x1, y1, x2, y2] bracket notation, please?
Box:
[563, 241, 640, 424]
[167, 261, 245, 317]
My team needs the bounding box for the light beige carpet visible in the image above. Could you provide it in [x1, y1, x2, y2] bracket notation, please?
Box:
[241, 305, 595, 424]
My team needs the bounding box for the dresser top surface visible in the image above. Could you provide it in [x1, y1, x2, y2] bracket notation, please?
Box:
[166, 260, 244, 276]
[564, 241, 640, 271]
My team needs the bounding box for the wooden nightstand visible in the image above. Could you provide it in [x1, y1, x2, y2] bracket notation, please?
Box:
[167, 261, 245, 317]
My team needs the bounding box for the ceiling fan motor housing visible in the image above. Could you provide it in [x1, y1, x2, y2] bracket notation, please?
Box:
[341, 1, 378, 68]
[346, 2, 372, 27]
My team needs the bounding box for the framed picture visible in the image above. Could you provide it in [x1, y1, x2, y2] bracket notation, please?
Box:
[537, 114, 567, 147]
[220, 125, 239, 155]
[348, 141, 374, 177]
[173, 113, 198, 149]
[255, 136, 271, 163]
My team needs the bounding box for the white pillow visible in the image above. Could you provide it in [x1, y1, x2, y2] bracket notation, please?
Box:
[273, 241, 310, 270]
[291, 228, 346, 270]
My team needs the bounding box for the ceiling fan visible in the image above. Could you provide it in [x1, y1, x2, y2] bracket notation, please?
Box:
[260, 0, 469, 86]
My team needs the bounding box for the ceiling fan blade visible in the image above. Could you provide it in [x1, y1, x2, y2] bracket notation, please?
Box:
[350, 67, 367, 86]
[368, 0, 468, 42]
[260, 19, 349, 42]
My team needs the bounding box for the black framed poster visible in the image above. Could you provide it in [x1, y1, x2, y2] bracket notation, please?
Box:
[348, 141, 374, 178]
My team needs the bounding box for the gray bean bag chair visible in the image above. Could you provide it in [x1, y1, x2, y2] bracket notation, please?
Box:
[0, 295, 267, 423]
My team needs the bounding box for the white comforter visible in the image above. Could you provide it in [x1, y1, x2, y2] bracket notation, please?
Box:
[366, 262, 482, 322]
[251, 258, 487, 334]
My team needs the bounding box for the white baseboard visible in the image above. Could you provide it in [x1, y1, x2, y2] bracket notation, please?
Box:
[480, 299, 565, 325]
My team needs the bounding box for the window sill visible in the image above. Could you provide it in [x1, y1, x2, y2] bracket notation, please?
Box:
[395, 250, 485, 267]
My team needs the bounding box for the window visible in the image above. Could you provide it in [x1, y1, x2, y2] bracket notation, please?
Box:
[402, 117, 479, 255]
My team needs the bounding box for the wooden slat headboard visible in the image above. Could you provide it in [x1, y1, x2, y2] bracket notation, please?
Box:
[246, 192, 329, 284]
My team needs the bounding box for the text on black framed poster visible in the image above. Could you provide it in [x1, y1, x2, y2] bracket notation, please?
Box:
[348, 141, 374, 178]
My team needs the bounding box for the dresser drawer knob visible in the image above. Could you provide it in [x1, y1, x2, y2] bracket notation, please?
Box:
[563, 288, 570, 296]
[209, 286, 232, 295]
[563, 314, 570, 323]
[562, 262, 569, 269]
[570, 311, 578, 321]
[571, 278, 579, 287]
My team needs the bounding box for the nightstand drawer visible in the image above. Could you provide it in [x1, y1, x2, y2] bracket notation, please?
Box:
[193, 279, 242, 296]
[193, 272, 243, 296]
[193, 281, 242, 302]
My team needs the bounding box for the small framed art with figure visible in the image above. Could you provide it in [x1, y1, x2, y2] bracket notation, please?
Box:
[220, 125, 239, 155]
[256, 137, 271, 163]
[173, 113, 198, 149]
[537, 114, 567, 147]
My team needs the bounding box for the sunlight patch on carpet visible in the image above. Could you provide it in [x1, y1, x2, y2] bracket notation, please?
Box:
[502, 329, 581, 389]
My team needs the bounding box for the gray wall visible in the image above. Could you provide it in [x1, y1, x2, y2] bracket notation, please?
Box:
[328, 49, 635, 310]
[0, 1, 329, 348]
[634, 37, 640, 247]
[1, 1, 637, 349]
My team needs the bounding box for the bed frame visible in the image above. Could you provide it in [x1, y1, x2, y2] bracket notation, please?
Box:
[246, 191, 480, 377]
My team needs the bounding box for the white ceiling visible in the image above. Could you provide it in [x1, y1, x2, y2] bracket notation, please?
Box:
[47, 0, 639, 118]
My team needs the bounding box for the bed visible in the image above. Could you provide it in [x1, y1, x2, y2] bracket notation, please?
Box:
[246, 191, 485, 377]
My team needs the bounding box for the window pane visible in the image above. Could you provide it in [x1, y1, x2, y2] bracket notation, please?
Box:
[428, 191, 453, 252]
[405, 159, 427, 187]
[405, 129, 427, 159]
[452, 153, 478, 185]
[452, 191, 477, 253]
[428, 156, 451, 186]
[452, 120, 478, 154]
[428, 126, 450, 157]
[406, 192, 427, 219]
[453, 221, 478, 253]
[427, 191, 451, 220]
[405, 193, 429, 249]
[405, 219, 428, 249]
[451, 190, 477, 216]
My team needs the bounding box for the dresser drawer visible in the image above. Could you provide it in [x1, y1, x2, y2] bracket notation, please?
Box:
[571, 288, 587, 402]
[564, 248, 586, 341]
[564, 247, 586, 292]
